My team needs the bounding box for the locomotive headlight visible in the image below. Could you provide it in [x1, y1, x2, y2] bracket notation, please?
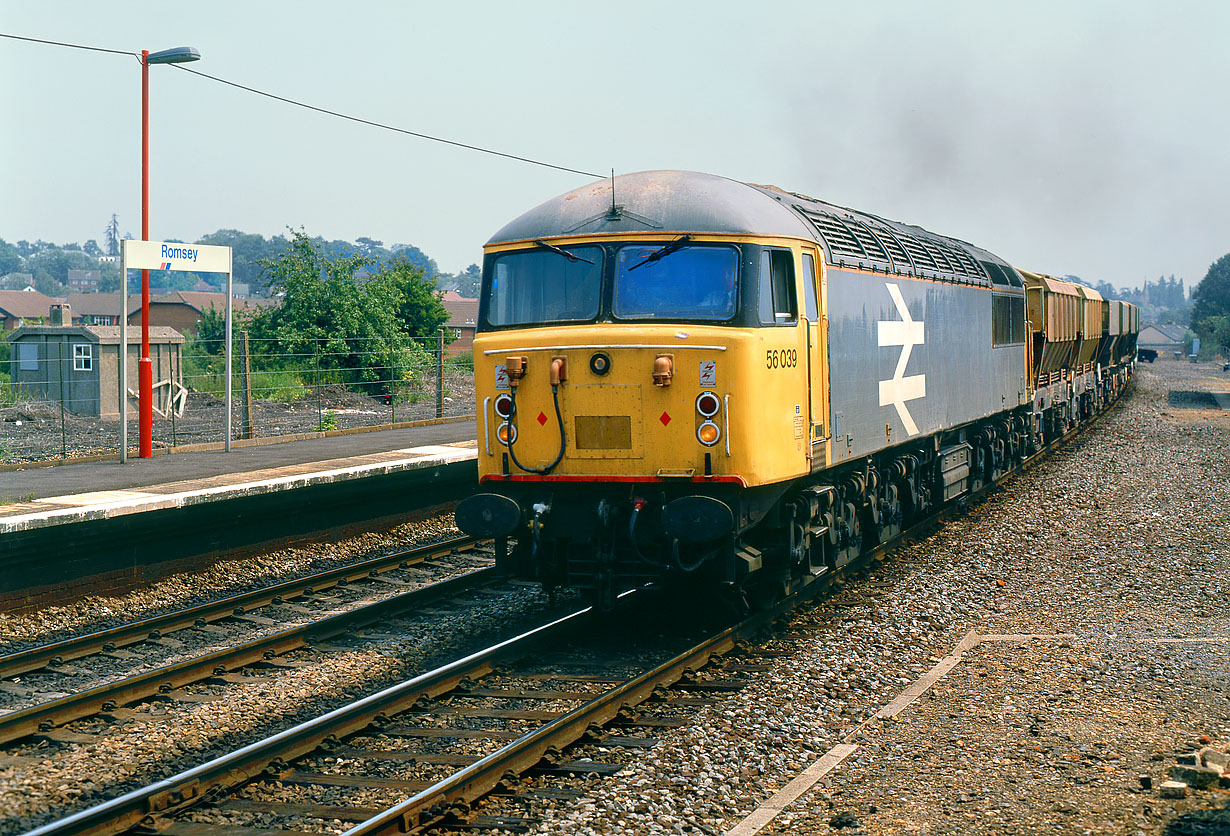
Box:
[494, 393, 514, 419]
[496, 422, 517, 445]
[696, 391, 721, 417]
[697, 421, 721, 446]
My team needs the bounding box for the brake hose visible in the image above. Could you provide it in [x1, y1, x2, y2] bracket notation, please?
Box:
[506, 384, 566, 474]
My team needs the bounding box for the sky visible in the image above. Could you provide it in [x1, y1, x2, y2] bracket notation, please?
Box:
[1, 1, 1227, 291]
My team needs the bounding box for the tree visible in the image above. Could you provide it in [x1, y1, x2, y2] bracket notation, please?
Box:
[105, 214, 121, 257]
[196, 229, 291, 292]
[455, 264, 481, 297]
[193, 304, 229, 354]
[0, 238, 22, 276]
[1190, 253, 1230, 336]
[246, 230, 442, 393]
[370, 255, 450, 336]
[83, 239, 103, 257]
[23, 248, 100, 293]
[1196, 316, 1230, 356]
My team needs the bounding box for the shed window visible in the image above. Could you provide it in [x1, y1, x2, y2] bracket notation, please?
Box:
[73, 343, 92, 371]
[18, 343, 38, 370]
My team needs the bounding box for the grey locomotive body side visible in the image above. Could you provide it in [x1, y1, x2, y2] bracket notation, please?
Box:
[825, 269, 1029, 463]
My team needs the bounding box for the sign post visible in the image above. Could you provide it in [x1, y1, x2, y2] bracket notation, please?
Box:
[119, 240, 233, 462]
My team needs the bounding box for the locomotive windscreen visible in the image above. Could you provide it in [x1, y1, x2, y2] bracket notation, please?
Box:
[613, 244, 738, 320]
[486, 245, 602, 327]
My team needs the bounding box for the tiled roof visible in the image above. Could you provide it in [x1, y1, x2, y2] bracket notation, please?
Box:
[0, 289, 60, 319]
[441, 295, 478, 328]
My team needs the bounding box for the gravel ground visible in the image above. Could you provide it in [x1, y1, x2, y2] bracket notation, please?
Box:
[0, 538, 570, 835]
[0, 514, 466, 651]
[518, 360, 1230, 836]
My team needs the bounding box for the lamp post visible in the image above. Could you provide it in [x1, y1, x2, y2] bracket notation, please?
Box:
[138, 45, 200, 458]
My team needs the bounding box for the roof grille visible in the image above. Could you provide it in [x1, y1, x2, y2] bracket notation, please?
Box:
[797, 209, 867, 261]
[783, 197, 991, 285]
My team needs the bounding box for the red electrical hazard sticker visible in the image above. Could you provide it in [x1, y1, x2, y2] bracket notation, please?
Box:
[699, 360, 717, 387]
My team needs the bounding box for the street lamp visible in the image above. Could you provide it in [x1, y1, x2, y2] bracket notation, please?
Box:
[138, 45, 200, 458]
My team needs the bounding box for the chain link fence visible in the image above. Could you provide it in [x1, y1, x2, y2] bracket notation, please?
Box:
[0, 332, 475, 465]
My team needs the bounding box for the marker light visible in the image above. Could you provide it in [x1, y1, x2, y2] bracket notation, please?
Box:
[494, 393, 513, 419]
[497, 422, 517, 445]
[696, 391, 721, 417]
[697, 421, 721, 446]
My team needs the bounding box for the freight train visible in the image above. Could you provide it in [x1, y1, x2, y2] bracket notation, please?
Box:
[455, 170, 1138, 608]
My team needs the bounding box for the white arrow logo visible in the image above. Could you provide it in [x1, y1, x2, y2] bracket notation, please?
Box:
[878, 283, 926, 436]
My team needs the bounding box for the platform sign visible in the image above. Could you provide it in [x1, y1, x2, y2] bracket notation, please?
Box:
[120, 239, 234, 461]
[124, 239, 232, 274]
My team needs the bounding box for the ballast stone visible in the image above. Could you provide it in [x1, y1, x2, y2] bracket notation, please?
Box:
[1158, 780, 1188, 799]
[1168, 764, 1222, 789]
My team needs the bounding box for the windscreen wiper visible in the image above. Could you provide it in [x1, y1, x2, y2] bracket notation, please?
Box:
[534, 240, 595, 264]
[627, 234, 692, 271]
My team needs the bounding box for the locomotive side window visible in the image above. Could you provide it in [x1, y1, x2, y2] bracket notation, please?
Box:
[758, 249, 797, 325]
[613, 244, 738, 321]
[992, 294, 1026, 345]
[801, 252, 819, 321]
[486, 246, 602, 327]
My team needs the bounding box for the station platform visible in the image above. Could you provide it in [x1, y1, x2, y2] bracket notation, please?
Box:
[0, 420, 478, 532]
[0, 420, 480, 610]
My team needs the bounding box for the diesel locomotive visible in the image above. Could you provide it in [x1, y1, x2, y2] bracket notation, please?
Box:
[455, 170, 1137, 608]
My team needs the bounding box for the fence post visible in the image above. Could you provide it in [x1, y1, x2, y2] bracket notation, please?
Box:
[315, 343, 323, 432]
[169, 346, 177, 447]
[436, 329, 444, 419]
[388, 334, 395, 425]
[57, 341, 66, 458]
[240, 330, 254, 440]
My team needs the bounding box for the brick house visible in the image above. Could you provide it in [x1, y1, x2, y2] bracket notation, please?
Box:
[0, 289, 59, 331]
[441, 290, 478, 356]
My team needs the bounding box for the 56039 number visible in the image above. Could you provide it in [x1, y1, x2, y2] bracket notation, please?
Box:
[765, 349, 798, 369]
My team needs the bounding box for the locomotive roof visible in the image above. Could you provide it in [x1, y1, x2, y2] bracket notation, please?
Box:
[487, 170, 1014, 287]
[486, 170, 814, 244]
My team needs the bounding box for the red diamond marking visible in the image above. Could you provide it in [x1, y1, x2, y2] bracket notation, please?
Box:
[659, 412, 671, 426]
[537, 411, 548, 426]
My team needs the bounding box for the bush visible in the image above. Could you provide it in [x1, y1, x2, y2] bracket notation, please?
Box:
[449, 350, 474, 372]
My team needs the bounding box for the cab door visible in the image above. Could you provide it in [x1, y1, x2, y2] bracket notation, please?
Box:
[800, 247, 828, 468]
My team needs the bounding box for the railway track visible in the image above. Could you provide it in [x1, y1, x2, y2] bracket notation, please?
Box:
[12, 385, 1133, 836]
[0, 536, 494, 746]
[1, 535, 489, 681]
[19, 584, 788, 836]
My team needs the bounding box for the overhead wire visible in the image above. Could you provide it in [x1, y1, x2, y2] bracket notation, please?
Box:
[169, 64, 605, 179]
[0, 31, 137, 59]
[0, 31, 605, 179]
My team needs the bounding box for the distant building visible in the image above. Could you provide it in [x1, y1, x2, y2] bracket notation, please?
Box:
[1138, 324, 1186, 358]
[0, 273, 35, 291]
[125, 291, 278, 335]
[6, 325, 184, 418]
[67, 292, 123, 326]
[0, 289, 59, 330]
[440, 290, 478, 356]
[66, 269, 100, 293]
